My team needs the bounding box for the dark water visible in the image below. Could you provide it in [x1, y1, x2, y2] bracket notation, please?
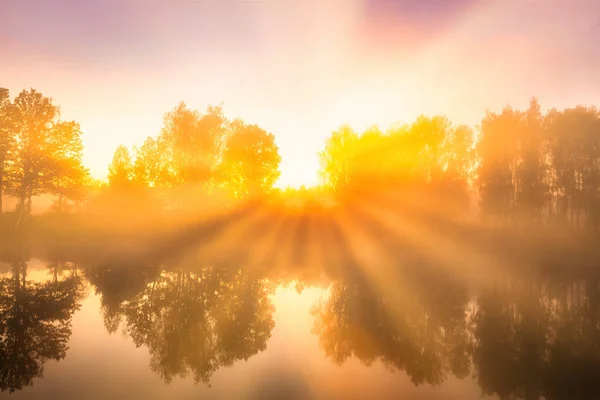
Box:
[1, 252, 599, 400]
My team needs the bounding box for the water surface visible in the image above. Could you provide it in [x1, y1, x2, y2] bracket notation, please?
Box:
[1, 254, 598, 400]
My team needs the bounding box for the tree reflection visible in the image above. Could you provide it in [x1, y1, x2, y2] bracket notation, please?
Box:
[472, 273, 600, 400]
[86, 261, 158, 334]
[312, 262, 600, 400]
[311, 267, 471, 386]
[5, 244, 600, 400]
[87, 262, 275, 385]
[0, 255, 82, 392]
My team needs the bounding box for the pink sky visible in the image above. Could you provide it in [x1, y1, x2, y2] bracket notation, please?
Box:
[1, 0, 599, 187]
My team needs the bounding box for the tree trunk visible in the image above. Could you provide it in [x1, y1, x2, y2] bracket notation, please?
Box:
[0, 167, 3, 214]
[14, 188, 28, 233]
[25, 186, 32, 215]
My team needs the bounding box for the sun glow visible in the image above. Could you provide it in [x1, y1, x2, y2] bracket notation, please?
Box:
[275, 160, 321, 189]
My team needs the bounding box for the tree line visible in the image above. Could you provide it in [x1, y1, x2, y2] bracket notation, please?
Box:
[0, 88, 283, 219]
[3, 87, 600, 233]
[105, 101, 281, 208]
[319, 99, 600, 231]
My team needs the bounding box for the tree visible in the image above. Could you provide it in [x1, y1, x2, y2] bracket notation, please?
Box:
[350, 126, 387, 185]
[7, 89, 60, 217]
[132, 136, 170, 188]
[220, 120, 281, 198]
[47, 121, 89, 212]
[318, 125, 358, 190]
[317, 117, 472, 212]
[477, 106, 521, 222]
[160, 103, 227, 187]
[107, 145, 133, 188]
[434, 124, 475, 212]
[545, 106, 600, 230]
[513, 99, 549, 221]
[154, 102, 229, 208]
[408, 115, 451, 183]
[0, 88, 14, 214]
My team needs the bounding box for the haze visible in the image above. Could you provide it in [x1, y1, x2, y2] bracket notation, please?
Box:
[4, 2, 600, 399]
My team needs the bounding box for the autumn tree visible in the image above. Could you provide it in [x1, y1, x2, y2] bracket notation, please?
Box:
[220, 120, 281, 198]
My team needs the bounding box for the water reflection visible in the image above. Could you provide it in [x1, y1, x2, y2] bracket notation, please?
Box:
[86, 262, 275, 385]
[3, 248, 600, 399]
[472, 274, 600, 400]
[311, 263, 471, 387]
[311, 263, 600, 400]
[0, 254, 83, 393]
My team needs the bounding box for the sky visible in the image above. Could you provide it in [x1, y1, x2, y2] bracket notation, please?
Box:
[1, 0, 600, 187]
